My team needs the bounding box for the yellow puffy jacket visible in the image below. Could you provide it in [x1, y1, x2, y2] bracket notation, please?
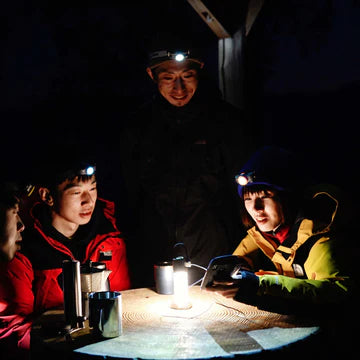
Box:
[233, 184, 354, 305]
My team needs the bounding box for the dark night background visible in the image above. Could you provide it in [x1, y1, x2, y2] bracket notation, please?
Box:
[0, 3, 358, 356]
[1, 0, 359, 200]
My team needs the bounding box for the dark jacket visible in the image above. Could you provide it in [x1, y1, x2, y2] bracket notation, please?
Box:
[119, 88, 256, 287]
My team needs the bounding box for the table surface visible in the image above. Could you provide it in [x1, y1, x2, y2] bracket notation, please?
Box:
[31, 286, 320, 359]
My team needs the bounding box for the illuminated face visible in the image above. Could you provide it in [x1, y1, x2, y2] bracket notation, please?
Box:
[0, 203, 25, 261]
[243, 189, 284, 232]
[148, 60, 201, 107]
[51, 176, 97, 235]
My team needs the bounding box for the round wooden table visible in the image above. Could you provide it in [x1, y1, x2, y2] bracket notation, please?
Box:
[32, 286, 320, 359]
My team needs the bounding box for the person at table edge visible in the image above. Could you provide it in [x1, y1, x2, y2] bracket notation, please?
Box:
[205, 146, 355, 317]
[0, 152, 131, 357]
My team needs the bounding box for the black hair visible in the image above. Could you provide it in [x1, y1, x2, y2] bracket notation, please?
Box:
[0, 182, 21, 209]
[44, 169, 96, 196]
[32, 146, 97, 194]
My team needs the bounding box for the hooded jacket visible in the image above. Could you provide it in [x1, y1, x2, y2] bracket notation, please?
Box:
[233, 185, 352, 308]
[0, 197, 130, 351]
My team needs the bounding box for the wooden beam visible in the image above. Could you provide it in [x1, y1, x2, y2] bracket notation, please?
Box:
[245, 0, 264, 36]
[187, 0, 231, 38]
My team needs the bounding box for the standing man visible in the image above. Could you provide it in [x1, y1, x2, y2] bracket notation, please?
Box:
[118, 35, 256, 287]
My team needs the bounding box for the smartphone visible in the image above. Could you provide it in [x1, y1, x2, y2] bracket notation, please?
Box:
[200, 255, 244, 289]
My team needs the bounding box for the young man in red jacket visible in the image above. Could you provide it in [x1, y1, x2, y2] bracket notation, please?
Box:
[0, 156, 131, 357]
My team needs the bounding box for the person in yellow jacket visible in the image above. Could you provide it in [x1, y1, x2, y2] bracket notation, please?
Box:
[204, 146, 355, 316]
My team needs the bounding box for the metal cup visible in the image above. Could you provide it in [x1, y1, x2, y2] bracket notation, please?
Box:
[89, 291, 122, 338]
[154, 261, 174, 294]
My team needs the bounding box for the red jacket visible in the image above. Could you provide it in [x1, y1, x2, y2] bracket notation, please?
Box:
[0, 252, 34, 354]
[0, 197, 131, 352]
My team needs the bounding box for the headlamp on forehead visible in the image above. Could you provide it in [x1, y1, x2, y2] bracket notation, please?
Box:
[79, 165, 96, 176]
[235, 171, 255, 186]
[24, 184, 36, 197]
[150, 50, 190, 63]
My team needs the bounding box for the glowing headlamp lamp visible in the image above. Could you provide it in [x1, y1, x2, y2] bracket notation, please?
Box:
[150, 50, 190, 63]
[235, 171, 255, 186]
[79, 165, 96, 176]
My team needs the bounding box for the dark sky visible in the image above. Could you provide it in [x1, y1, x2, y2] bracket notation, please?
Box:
[1, 0, 359, 189]
[0, 1, 217, 114]
[244, 0, 360, 188]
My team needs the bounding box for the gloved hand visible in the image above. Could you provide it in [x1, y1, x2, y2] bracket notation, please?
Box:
[205, 263, 259, 304]
[232, 270, 259, 304]
[201, 255, 252, 290]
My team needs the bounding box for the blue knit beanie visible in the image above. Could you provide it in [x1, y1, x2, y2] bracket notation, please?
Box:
[235, 146, 299, 197]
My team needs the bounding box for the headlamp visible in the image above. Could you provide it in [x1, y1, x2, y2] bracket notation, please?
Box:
[235, 171, 255, 186]
[79, 165, 96, 176]
[149, 50, 190, 63]
[24, 184, 36, 197]
[148, 49, 204, 69]
[174, 53, 186, 62]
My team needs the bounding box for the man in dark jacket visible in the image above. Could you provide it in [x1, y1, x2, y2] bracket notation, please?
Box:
[118, 37, 257, 288]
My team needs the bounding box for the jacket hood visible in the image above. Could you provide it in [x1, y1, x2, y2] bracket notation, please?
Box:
[302, 183, 349, 234]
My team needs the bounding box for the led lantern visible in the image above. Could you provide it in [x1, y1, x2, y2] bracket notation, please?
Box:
[171, 256, 192, 310]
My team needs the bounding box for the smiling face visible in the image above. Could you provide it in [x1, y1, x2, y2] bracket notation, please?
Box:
[42, 175, 98, 238]
[243, 189, 284, 232]
[0, 202, 25, 261]
[147, 60, 202, 107]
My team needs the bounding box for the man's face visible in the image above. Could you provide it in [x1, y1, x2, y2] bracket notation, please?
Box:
[148, 60, 201, 107]
[53, 175, 98, 228]
[0, 202, 25, 262]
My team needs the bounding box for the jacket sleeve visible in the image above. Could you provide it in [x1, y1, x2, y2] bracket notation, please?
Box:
[90, 236, 131, 291]
[233, 232, 351, 307]
[257, 237, 350, 305]
[109, 237, 131, 291]
[0, 252, 34, 351]
[258, 274, 349, 304]
[232, 234, 259, 269]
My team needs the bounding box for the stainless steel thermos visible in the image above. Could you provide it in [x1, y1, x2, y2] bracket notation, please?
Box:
[62, 259, 84, 329]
